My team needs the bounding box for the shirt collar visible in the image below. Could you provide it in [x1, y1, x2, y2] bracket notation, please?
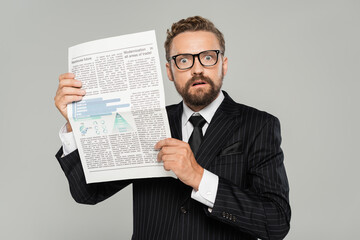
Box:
[182, 91, 225, 126]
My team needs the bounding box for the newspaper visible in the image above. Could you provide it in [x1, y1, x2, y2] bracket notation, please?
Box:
[67, 30, 176, 183]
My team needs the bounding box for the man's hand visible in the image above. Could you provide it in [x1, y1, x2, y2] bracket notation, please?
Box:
[155, 138, 204, 190]
[54, 73, 85, 132]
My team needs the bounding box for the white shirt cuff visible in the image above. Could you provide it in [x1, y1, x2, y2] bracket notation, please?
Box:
[59, 123, 77, 156]
[191, 169, 219, 210]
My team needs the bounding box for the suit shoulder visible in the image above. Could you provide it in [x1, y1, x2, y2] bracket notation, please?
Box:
[229, 103, 282, 142]
[166, 103, 179, 112]
[166, 103, 182, 114]
[230, 101, 280, 126]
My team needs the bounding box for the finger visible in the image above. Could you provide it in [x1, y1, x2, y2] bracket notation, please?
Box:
[154, 138, 185, 149]
[61, 86, 86, 96]
[59, 73, 75, 81]
[158, 152, 180, 163]
[163, 161, 175, 171]
[159, 146, 180, 155]
[55, 87, 84, 105]
[59, 78, 82, 88]
[157, 147, 189, 162]
[54, 94, 83, 119]
[157, 150, 167, 162]
[61, 95, 83, 105]
[154, 139, 165, 150]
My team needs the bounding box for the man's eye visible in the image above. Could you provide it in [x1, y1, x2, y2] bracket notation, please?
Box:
[180, 58, 188, 64]
[204, 55, 213, 61]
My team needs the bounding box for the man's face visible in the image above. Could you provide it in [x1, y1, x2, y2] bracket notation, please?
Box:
[166, 31, 228, 110]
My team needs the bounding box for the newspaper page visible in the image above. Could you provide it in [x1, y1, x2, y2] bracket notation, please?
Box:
[67, 30, 176, 183]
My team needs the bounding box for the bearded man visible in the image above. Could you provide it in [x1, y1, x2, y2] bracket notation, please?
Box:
[55, 16, 291, 240]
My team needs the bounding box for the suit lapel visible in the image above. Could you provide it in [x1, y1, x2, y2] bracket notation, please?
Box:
[166, 92, 241, 169]
[166, 103, 183, 140]
[196, 91, 241, 169]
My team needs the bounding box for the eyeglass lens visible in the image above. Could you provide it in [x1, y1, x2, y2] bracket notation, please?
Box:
[175, 50, 218, 69]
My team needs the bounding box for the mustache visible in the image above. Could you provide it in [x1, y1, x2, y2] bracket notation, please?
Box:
[190, 75, 212, 83]
[185, 75, 213, 88]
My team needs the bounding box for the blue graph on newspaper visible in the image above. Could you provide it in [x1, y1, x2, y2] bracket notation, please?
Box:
[72, 97, 130, 120]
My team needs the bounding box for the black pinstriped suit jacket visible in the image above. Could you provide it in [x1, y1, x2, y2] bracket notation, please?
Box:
[56, 91, 291, 240]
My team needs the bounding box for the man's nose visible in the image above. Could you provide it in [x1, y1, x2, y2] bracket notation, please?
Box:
[191, 56, 204, 75]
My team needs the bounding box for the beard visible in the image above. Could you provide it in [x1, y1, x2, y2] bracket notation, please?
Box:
[173, 73, 223, 108]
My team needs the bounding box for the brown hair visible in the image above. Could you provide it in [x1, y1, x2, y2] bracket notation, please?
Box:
[164, 16, 225, 61]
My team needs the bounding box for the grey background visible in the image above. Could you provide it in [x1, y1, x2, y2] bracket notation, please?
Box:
[1, 0, 359, 239]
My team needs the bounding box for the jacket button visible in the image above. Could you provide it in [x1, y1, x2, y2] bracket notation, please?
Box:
[180, 206, 187, 214]
[222, 212, 226, 217]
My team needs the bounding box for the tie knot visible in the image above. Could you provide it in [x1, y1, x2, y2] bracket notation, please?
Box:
[189, 115, 206, 128]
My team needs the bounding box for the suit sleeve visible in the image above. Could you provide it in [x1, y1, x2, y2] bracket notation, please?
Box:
[55, 148, 132, 205]
[207, 116, 291, 240]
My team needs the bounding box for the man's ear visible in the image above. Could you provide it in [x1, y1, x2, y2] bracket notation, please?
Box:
[166, 62, 174, 82]
[222, 56, 228, 76]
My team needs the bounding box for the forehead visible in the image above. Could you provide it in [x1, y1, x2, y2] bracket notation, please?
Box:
[170, 31, 220, 55]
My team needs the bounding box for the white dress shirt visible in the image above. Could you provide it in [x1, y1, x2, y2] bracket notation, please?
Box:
[59, 91, 224, 210]
[182, 91, 224, 210]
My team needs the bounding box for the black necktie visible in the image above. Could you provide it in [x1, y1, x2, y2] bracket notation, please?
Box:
[188, 115, 206, 156]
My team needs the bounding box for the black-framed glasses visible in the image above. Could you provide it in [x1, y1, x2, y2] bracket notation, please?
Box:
[169, 50, 222, 70]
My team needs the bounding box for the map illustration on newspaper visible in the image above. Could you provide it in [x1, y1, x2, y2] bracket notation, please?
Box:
[67, 30, 176, 183]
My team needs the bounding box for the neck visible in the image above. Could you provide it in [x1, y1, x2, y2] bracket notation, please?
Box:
[185, 103, 206, 112]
